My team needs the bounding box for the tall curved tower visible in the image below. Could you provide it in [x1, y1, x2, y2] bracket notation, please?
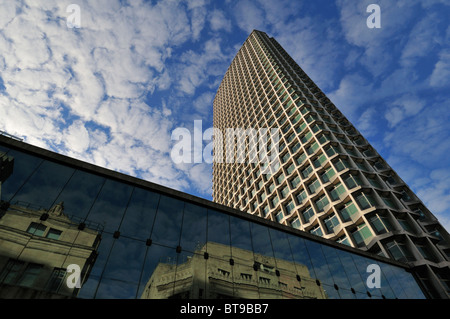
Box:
[212, 30, 450, 298]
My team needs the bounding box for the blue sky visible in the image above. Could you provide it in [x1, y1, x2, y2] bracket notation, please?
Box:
[0, 0, 449, 230]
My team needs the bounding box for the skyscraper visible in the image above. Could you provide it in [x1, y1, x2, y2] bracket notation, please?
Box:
[212, 30, 450, 298]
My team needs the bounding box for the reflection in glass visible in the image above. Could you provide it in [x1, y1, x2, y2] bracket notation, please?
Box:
[8, 159, 75, 210]
[52, 169, 106, 222]
[0, 143, 429, 299]
[0, 201, 101, 298]
[230, 216, 253, 255]
[139, 241, 326, 299]
[118, 187, 160, 240]
[84, 179, 134, 233]
[304, 240, 334, 287]
[95, 237, 147, 299]
[321, 245, 351, 290]
[150, 195, 184, 248]
[139, 244, 181, 298]
[335, 249, 366, 294]
[206, 209, 231, 260]
[180, 203, 207, 253]
[0, 149, 42, 203]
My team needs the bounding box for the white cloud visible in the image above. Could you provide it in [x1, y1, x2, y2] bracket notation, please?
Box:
[384, 95, 425, 127]
[429, 49, 450, 87]
[0, 0, 219, 197]
[209, 9, 232, 32]
[416, 168, 450, 232]
[188, 163, 213, 195]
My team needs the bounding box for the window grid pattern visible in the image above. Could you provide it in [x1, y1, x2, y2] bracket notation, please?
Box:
[212, 31, 450, 298]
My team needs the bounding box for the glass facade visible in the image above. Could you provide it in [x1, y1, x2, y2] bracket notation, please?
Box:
[0, 137, 426, 299]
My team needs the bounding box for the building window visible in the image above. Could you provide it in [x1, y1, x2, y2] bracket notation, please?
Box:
[398, 217, 415, 233]
[296, 189, 307, 204]
[321, 167, 336, 183]
[308, 178, 321, 194]
[18, 263, 43, 288]
[385, 240, 414, 262]
[310, 225, 323, 237]
[271, 196, 279, 208]
[315, 195, 330, 212]
[313, 154, 327, 168]
[26, 222, 46, 236]
[306, 142, 319, 155]
[286, 163, 296, 175]
[46, 268, 67, 293]
[46, 228, 62, 240]
[291, 217, 301, 229]
[344, 174, 363, 189]
[325, 145, 339, 157]
[296, 152, 307, 165]
[276, 173, 285, 184]
[333, 157, 351, 172]
[290, 176, 301, 188]
[324, 214, 340, 233]
[301, 165, 313, 179]
[381, 195, 398, 210]
[368, 214, 392, 234]
[355, 192, 376, 210]
[302, 206, 314, 223]
[0, 259, 24, 285]
[336, 235, 351, 246]
[281, 185, 290, 198]
[285, 201, 295, 215]
[275, 211, 284, 222]
[351, 223, 373, 247]
[329, 182, 346, 201]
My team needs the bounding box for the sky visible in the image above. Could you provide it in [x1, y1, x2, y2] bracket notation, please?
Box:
[0, 0, 449, 231]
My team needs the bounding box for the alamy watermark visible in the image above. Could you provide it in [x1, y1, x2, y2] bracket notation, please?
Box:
[366, 263, 381, 289]
[66, 264, 82, 289]
[170, 120, 280, 174]
[66, 4, 81, 29]
[366, 4, 381, 29]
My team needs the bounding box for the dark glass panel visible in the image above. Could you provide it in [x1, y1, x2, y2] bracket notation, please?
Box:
[118, 187, 160, 240]
[76, 234, 115, 299]
[304, 240, 334, 286]
[179, 203, 207, 253]
[138, 244, 180, 299]
[229, 215, 253, 255]
[321, 245, 351, 289]
[83, 179, 134, 234]
[52, 169, 106, 222]
[95, 237, 146, 298]
[0, 149, 42, 203]
[206, 209, 230, 259]
[8, 159, 74, 210]
[150, 195, 184, 248]
[335, 249, 365, 293]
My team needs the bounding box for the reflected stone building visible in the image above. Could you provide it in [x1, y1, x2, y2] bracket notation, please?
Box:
[0, 200, 101, 298]
[212, 30, 450, 298]
[0, 133, 432, 299]
[141, 242, 326, 299]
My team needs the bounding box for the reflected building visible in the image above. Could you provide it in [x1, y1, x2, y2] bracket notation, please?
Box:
[0, 133, 433, 299]
[0, 152, 101, 298]
[212, 30, 450, 298]
[141, 241, 326, 299]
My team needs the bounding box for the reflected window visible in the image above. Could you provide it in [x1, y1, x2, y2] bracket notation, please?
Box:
[46, 228, 62, 240]
[46, 268, 67, 293]
[0, 259, 24, 284]
[18, 263, 42, 288]
[26, 222, 46, 236]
